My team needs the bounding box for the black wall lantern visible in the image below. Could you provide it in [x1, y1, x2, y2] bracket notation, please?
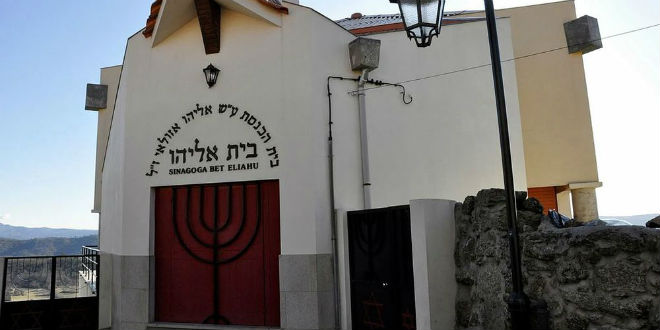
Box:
[389, 0, 445, 47]
[203, 63, 220, 88]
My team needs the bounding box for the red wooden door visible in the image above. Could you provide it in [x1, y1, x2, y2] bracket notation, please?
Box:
[528, 186, 558, 214]
[154, 181, 280, 326]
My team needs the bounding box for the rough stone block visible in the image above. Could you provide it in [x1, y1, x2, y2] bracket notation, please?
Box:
[348, 37, 380, 71]
[454, 189, 660, 330]
[475, 189, 506, 207]
[461, 196, 476, 215]
[85, 83, 108, 110]
[556, 261, 589, 284]
[594, 262, 647, 296]
[564, 15, 602, 54]
[522, 198, 544, 214]
[518, 210, 543, 232]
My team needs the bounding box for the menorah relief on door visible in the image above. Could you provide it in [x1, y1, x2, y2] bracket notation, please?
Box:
[154, 181, 280, 326]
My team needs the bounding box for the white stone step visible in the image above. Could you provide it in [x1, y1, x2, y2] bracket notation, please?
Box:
[147, 323, 280, 330]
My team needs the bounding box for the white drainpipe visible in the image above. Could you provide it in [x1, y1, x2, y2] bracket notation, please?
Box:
[357, 69, 372, 209]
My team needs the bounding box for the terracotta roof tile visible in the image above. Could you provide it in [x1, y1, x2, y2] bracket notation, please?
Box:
[142, 0, 162, 38]
[336, 13, 403, 31]
[336, 11, 484, 36]
[259, 0, 288, 14]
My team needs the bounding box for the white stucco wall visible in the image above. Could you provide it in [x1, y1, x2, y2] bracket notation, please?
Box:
[98, 4, 526, 259]
[459, 2, 599, 189]
[333, 18, 526, 215]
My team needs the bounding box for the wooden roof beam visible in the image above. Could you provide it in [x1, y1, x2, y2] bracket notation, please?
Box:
[195, 0, 222, 54]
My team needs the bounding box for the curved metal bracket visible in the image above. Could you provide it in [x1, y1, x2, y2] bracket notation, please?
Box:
[398, 84, 413, 105]
[362, 78, 413, 105]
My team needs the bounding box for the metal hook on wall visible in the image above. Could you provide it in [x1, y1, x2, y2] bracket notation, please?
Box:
[398, 84, 413, 105]
[360, 78, 414, 105]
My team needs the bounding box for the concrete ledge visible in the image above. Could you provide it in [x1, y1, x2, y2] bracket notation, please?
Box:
[567, 181, 602, 190]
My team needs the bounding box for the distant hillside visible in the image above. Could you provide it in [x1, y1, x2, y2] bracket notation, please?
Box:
[0, 235, 98, 257]
[601, 214, 660, 226]
[0, 223, 96, 240]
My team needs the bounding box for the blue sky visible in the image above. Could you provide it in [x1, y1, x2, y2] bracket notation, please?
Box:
[0, 1, 147, 230]
[0, 0, 658, 229]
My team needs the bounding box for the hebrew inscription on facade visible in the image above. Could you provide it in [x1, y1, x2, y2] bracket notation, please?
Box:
[145, 103, 280, 176]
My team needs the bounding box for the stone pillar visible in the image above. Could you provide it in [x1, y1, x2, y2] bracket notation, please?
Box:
[569, 182, 602, 222]
[410, 199, 457, 330]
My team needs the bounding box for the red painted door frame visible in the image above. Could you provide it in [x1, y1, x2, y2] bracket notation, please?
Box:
[154, 180, 280, 326]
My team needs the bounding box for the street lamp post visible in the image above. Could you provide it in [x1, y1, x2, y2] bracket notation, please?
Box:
[390, 0, 531, 328]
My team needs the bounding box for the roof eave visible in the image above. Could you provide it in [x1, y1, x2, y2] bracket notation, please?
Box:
[145, 0, 289, 47]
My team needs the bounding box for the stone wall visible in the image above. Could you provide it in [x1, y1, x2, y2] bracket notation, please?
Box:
[454, 189, 660, 330]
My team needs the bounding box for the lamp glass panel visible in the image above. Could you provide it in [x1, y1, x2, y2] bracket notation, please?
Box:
[399, 0, 420, 29]
[420, 0, 441, 25]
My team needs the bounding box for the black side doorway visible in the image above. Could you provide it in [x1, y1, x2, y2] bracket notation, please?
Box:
[347, 205, 416, 330]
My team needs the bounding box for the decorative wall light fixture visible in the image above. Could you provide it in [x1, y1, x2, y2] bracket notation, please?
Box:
[203, 63, 220, 88]
[390, 0, 445, 47]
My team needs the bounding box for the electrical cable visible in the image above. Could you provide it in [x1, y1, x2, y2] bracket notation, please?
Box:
[349, 23, 660, 94]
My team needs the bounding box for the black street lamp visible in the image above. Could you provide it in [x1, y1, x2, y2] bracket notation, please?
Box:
[391, 0, 531, 328]
[203, 63, 220, 88]
[391, 0, 445, 47]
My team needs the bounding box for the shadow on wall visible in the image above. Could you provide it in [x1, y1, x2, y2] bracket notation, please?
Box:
[454, 189, 660, 330]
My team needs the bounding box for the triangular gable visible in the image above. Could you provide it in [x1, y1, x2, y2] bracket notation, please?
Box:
[151, 0, 196, 45]
[146, 0, 288, 49]
[215, 0, 285, 26]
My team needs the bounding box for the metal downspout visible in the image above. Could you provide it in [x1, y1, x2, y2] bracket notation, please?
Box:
[327, 78, 341, 330]
[327, 76, 358, 330]
[357, 70, 372, 209]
